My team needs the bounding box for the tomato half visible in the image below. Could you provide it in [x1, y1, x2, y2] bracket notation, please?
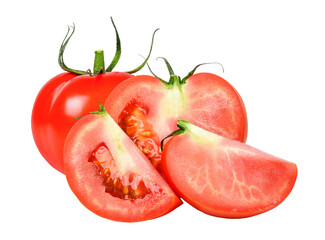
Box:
[64, 105, 182, 222]
[32, 19, 157, 174]
[161, 120, 297, 218]
[104, 64, 248, 173]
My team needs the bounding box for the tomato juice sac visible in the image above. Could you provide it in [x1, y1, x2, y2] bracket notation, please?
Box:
[89, 145, 152, 200]
[118, 100, 162, 170]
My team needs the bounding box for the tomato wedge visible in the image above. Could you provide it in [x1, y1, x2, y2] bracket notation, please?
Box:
[161, 120, 297, 218]
[104, 59, 247, 173]
[64, 105, 182, 222]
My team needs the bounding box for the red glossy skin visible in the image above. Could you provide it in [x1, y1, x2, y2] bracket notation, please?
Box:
[31, 71, 132, 174]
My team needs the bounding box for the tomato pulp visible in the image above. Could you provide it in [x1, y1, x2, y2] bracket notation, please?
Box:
[64, 105, 182, 222]
[161, 120, 297, 218]
[105, 64, 248, 173]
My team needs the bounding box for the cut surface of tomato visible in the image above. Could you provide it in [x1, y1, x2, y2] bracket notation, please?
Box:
[105, 70, 248, 173]
[118, 100, 162, 171]
[161, 120, 297, 218]
[64, 105, 182, 222]
[89, 145, 152, 200]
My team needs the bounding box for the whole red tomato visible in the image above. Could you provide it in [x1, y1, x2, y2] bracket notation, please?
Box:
[32, 18, 157, 174]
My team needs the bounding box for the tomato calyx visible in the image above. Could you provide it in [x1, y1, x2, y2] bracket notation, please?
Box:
[161, 120, 217, 147]
[75, 103, 107, 119]
[161, 120, 189, 150]
[58, 17, 159, 76]
[147, 57, 224, 87]
[161, 120, 216, 151]
[89, 103, 107, 116]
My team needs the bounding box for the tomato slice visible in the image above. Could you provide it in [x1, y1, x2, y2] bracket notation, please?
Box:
[64, 105, 182, 222]
[105, 71, 247, 173]
[161, 120, 297, 218]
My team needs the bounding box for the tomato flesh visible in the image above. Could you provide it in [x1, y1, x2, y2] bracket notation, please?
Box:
[118, 100, 162, 171]
[162, 121, 297, 218]
[89, 145, 152, 200]
[105, 74, 248, 174]
[64, 109, 182, 222]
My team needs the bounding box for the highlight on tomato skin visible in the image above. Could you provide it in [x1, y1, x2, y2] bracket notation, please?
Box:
[161, 120, 297, 219]
[31, 72, 133, 174]
[63, 105, 182, 222]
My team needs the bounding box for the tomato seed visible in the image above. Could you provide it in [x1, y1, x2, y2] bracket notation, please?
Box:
[142, 131, 152, 137]
[89, 145, 151, 200]
[118, 101, 162, 171]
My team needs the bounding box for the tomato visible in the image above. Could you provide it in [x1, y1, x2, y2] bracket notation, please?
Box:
[64, 105, 182, 222]
[32, 19, 157, 174]
[104, 60, 248, 173]
[161, 120, 297, 218]
[32, 71, 133, 173]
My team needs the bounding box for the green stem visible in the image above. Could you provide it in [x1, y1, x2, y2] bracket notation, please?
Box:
[168, 75, 182, 86]
[146, 57, 182, 87]
[106, 17, 121, 72]
[93, 50, 105, 75]
[160, 120, 189, 151]
[181, 62, 225, 84]
[125, 28, 159, 74]
[58, 24, 89, 75]
[146, 60, 167, 84]
[58, 19, 159, 76]
[157, 57, 175, 75]
[76, 103, 106, 119]
[90, 104, 107, 115]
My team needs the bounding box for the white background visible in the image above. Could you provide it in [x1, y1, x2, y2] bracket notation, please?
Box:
[1, 0, 324, 239]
